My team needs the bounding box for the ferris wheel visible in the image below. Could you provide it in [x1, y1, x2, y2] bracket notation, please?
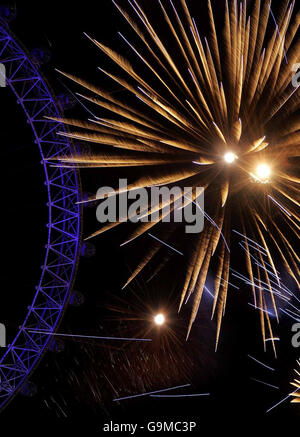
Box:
[0, 17, 82, 410]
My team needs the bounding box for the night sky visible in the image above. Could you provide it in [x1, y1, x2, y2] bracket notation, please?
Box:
[0, 0, 299, 434]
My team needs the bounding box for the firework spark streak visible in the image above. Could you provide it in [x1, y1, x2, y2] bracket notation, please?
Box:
[150, 393, 210, 398]
[113, 383, 191, 401]
[250, 377, 279, 390]
[25, 330, 152, 342]
[53, 0, 299, 348]
[248, 354, 275, 372]
[147, 233, 184, 255]
[290, 360, 300, 403]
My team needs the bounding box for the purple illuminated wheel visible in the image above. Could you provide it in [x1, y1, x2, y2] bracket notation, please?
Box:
[0, 20, 82, 410]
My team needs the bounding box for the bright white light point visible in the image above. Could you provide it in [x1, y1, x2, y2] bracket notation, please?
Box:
[224, 152, 236, 163]
[154, 313, 165, 326]
[256, 163, 271, 180]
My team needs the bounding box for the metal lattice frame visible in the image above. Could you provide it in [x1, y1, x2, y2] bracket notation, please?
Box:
[0, 20, 82, 409]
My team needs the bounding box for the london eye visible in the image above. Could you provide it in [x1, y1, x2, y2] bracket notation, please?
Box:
[0, 17, 82, 410]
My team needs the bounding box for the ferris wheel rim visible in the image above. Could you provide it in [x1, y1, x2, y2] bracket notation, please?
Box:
[0, 19, 82, 410]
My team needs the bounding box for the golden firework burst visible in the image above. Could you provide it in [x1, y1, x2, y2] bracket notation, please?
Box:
[52, 0, 300, 348]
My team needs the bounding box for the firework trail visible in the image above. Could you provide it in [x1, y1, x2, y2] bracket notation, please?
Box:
[52, 0, 299, 346]
[291, 359, 300, 403]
